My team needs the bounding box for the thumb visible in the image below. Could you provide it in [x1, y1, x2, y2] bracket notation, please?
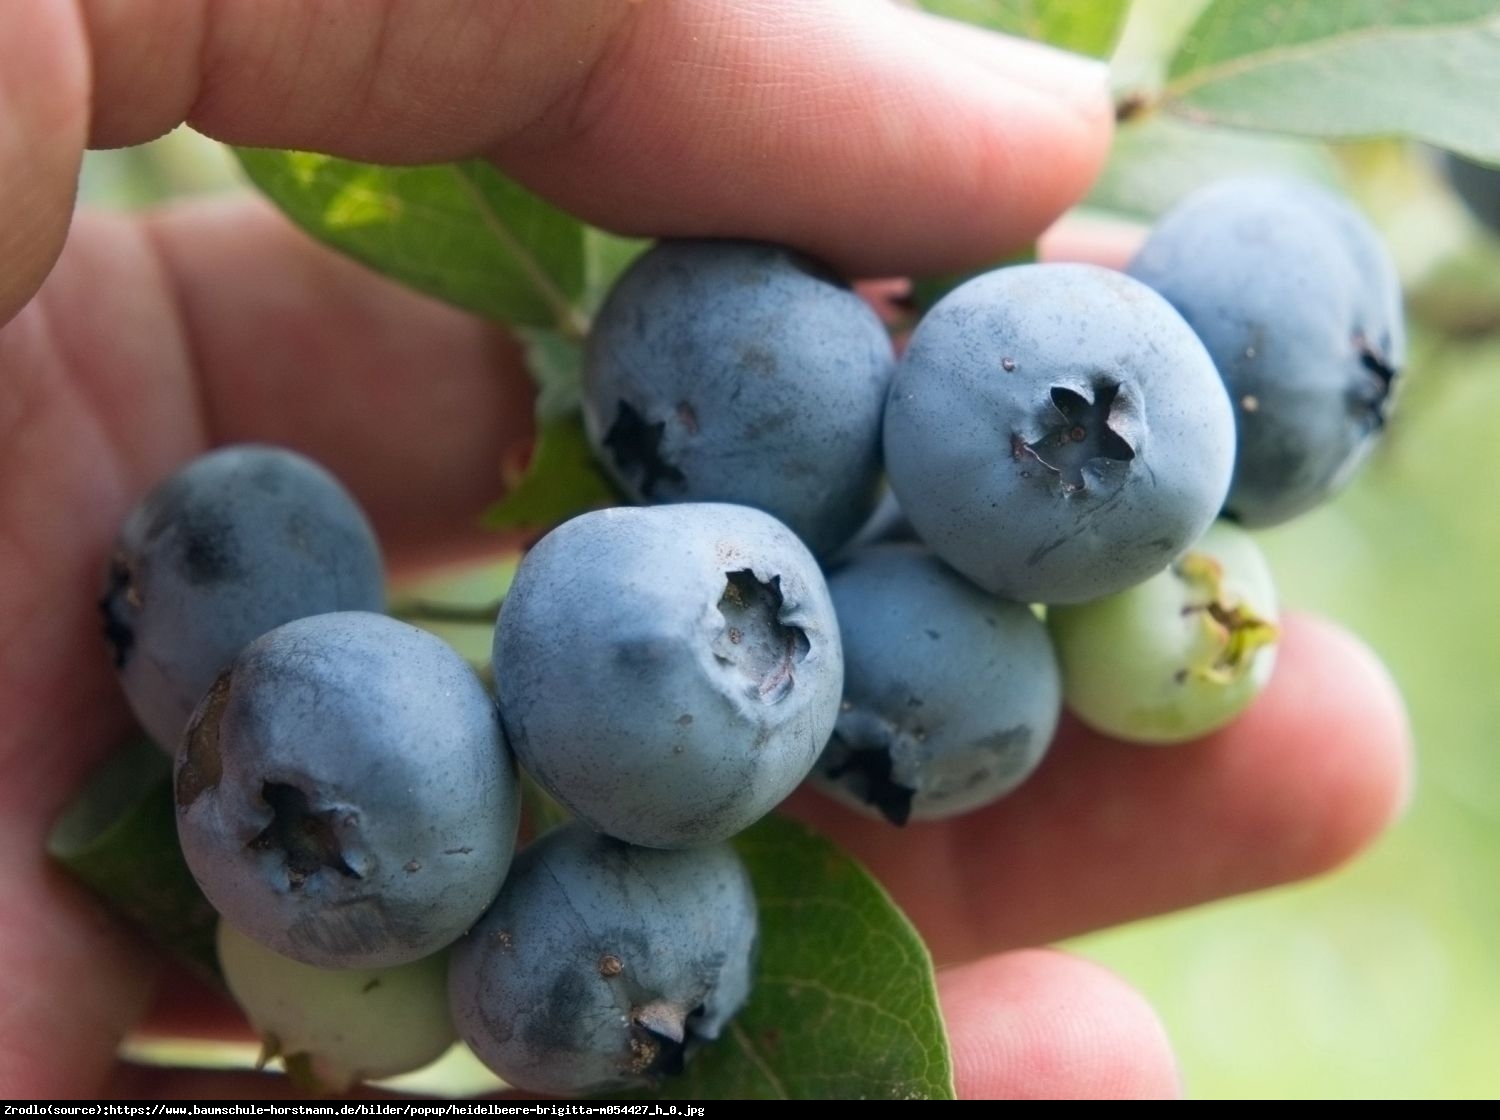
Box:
[2, 0, 1112, 325]
[489, 3, 1115, 275]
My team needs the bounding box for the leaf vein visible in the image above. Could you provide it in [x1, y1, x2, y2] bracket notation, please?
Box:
[1165, 11, 1500, 101]
[449, 164, 589, 339]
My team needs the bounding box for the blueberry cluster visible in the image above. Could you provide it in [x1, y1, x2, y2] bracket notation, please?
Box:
[102, 449, 766, 1095]
[100, 175, 1402, 1096]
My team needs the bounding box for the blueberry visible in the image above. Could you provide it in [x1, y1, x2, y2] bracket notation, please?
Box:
[448, 822, 757, 1096]
[831, 487, 918, 561]
[216, 920, 455, 1091]
[1444, 152, 1500, 236]
[811, 545, 1061, 824]
[1127, 177, 1405, 527]
[100, 445, 384, 753]
[1047, 520, 1279, 745]
[176, 611, 519, 969]
[494, 503, 842, 849]
[883, 263, 1236, 604]
[583, 240, 895, 557]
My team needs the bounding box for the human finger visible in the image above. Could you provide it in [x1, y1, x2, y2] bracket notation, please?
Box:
[784, 613, 1413, 963]
[939, 949, 1181, 1099]
[3, 0, 1112, 323]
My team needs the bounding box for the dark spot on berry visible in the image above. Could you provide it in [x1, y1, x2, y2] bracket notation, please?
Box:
[740, 345, 778, 376]
[176, 671, 231, 804]
[526, 969, 589, 1054]
[174, 505, 244, 585]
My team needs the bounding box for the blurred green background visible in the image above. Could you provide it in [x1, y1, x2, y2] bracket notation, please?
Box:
[80, 108, 1500, 1099]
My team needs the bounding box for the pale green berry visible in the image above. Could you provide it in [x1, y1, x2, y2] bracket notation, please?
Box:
[216, 919, 455, 1092]
[1047, 521, 1279, 745]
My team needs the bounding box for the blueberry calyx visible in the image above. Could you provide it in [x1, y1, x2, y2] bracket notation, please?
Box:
[822, 737, 916, 826]
[1019, 381, 1138, 493]
[248, 782, 361, 889]
[628, 1000, 704, 1081]
[99, 553, 139, 669]
[603, 400, 686, 498]
[1352, 332, 1399, 431]
[714, 570, 810, 703]
[1174, 552, 1279, 685]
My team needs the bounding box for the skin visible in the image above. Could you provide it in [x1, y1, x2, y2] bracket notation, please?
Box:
[0, 0, 1410, 1100]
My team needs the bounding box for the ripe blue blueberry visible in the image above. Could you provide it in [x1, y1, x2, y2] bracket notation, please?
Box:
[582, 240, 895, 557]
[811, 545, 1061, 824]
[1127, 177, 1405, 527]
[883, 263, 1235, 604]
[100, 444, 384, 753]
[176, 611, 520, 969]
[448, 822, 757, 1096]
[494, 503, 843, 849]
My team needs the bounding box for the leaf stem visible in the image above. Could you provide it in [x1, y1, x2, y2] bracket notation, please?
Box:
[450, 165, 592, 341]
[388, 598, 505, 627]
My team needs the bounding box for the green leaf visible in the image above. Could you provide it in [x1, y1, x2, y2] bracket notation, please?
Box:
[484, 413, 617, 533]
[482, 328, 617, 533]
[237, 149, 635, 334]
[519, 774, 572, 837]
[48, 738, 221, 983]
[236, 150, 643, 536]
[1086, 116, 1343, 219]
[919, 0, 1130, 58]
[583, 229, 648, 318]
[54, 744, 950, 1098]
[1159, 0, 1500, 162]
[514, 326, 587, 423]
[615, 816, 954, 1101]
[1108, 0, 1216, 95]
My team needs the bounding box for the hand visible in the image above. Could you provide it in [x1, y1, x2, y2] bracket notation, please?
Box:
[0, 0, 1409, 1099]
